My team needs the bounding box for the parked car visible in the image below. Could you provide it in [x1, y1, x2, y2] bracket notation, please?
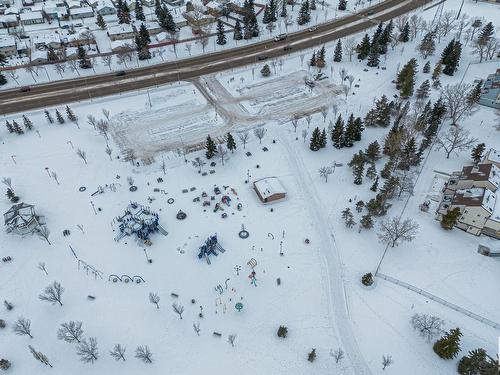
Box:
[273, 33, 287, 42]
[257, 55, 268, 61]
[20, 86, 31, 92]
[115, 71, 126, 76]
[283, 45, 293, 51]
[61, 25, 70, 29]
[308, 26, 317, 32]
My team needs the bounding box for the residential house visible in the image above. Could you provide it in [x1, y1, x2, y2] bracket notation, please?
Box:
[483, 148, 500, 168]
[479, 69, 500, 110]
[0, 35, 17, 57]
[107, 23, 134, 40]
[30, 48, 48, 63]
[0, 0, 13, 7]
[69, 6, 94, 18]
[137, 21, 162, 35]
[22, 0, 35, 6]
[94, 0, 116, 15]
[0, 14, 18, 28]
[20, 11, 44, 24]
[437, 160, 500, 239]
[183, 9, 215, 32]
[32, 33, 62, 49]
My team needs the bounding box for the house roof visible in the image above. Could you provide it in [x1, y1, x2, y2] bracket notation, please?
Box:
[70, 6, 94, 13]
[460, 163, 499, 189]
[254, 177, 286, 199]
[452, 187, 496, 214]
[485, 148, 500, 165]
[0, 35, 16, 47]
[108, 23, 133, 34]
[19, 11, 43, 20]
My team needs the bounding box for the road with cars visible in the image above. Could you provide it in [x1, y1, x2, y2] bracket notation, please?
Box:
[0, 0, 431, 115]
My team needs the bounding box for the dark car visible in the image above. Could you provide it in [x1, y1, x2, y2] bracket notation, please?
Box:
[257, 55, 268, 61]
[283, 45, 292, 51]
[20, 86, 31, 92]
[115, 71, 126, 76]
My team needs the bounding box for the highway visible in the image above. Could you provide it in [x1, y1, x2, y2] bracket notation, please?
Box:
[0, 0, 431, 115]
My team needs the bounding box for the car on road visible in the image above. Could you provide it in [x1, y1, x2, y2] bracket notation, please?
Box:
[61, 25, 70, 29]
[366, 10, 374, 16]
[308, 26, 317, 32]
[115, 71, 127, 77]
[20, 86, 31, 92]
[273, 33, 287, 42]
[257, 55, 269, 61]
[283, 45, 293, 51]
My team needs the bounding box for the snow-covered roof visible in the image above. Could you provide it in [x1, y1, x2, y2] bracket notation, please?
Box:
[19, 11, 43, 20]
[0, 14, 18, 22]
[70, 6, 94, 14]
[0, 35, 16, 48]
[485, 148, 500, 166]
[254, 177, 286, 199]
[32, 32, 62, 45]
[4, 6, 19, 14]
[108, 23, 133, 35]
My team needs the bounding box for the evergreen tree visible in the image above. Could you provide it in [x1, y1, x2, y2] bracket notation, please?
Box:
[338, 0, 347, 11]
[22, 115, 33, 130]
[319, 128, 327, 148]
[135, 35, 151, 60]
[135, 0, 145, 21]
[12, 120, 24, 134]
[56, 109, 65, 124]
[0, 51, 6, 66]
[77, 45, 90, 68]
[422, 61, 431, 73]
[476, 22, 494, 62]
[216, 20, 227, 45]
[379, 175, 399, 200]
[6, 188, 15, 200]
[431, 61, 442, 88]
[364, 95, 391, 127]
[360, 214, 374, 230]
[343, 113, 356, 147]
[226, 132, 236, 153]
[457, 348, 489, 375]
[372, 22, 384, 45]
[357, 34, 371, 60]
[44, 110, 54, 124]
[309, 127, 321, 151]
[416, 79, 430, 101]
[365, 141, 381, 162]
[331, 115, 344, 148]
[316, 46, 326, 68]
[466, 80, 483, 107]
[349, 151, 365, 185]
[440, 208, 461, 229]
[260, 64, 271, 77]
[399, 137, 417, 170]
[154, 0, 162, 19]
[0, 71, 6, 86]
[471, 143, 485, 164]
[418, 32, 436, 59]
[96, 13, 107, 30]
[5, 120, 14, 133]
[233, 19, 242, 40]
[442, 40, 461, 76]
[66, 105, 77, 122]
[353, 117, 363, 141]
[370, 176, 379, 192]
[433, 328, 462, 360]
[280, 0, 287, 17]
[380, 160, 393, 179]
[365, 163, 377, 180]
[379, 20, 393, 53]
[396, 58, 418, 98]
[441, 39, 455, 66]
[333, 39, 342, 62]
[309, 0, 316, 10]
[366, 42, 380, 67]
[159, 5, 176, 33]
[118, 1, 131, 24]
[205, 135, 217, 159]
[399, 22, 410, 42]
[139, 23, 151, 44]
[309, 51, 316, 67]
[297, 0, 310, 25]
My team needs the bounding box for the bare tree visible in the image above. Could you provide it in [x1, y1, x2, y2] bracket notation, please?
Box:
[217, 145, 228, 166]
[57, 321, 83, 343]
[135, 345, 153, 363]
[87, 115, 97, 129]
[227, 334, 237, 347]
[102, 108, 110, 121]
[343, 37, 357, 61]
[342, 84, 350, 100]
[301, 129, 308, 143]
[54, 62, 66, 78]
[339, 68, 348, 82]
[24, 66, 38, 82]
[51, 171, 59, 185]
[37, 262, 48, 275]
[441, 83, 477, 125]
[76, 337, 99, 363]
[7, 70, 19, 85]
[377, 217, 419, 247]
[110, 344, 126, 361]
[192, 157, 206, 172]
[172, 302, 184, 319]
[13, 317, 33, 338]
[409, 14, 424, 40]
[320, 106, 329, 122]
[253, 127, 267, 144]
[435, 126, 478, 159]
[394, 170, 415, 198]
[237, 131, 250, 149]
[149, 292, 160, 309]
[96, 119, 109, 141]
[439, 11, 457, 37]
[105, 145, 113, 161]
[382, 355, 393, 370]
[347, 75, 355, 90]
[67, 59, 80, 76]
[319, 166, 333, 182]
[332, 348, 344, 363]
[28, 345, 53, 368]
[193, 322, 200, 336]
[39, 281, 64, 306]
[101, 55, 113, 70]
[185, 43, 192, 56]
[76, 148, 87, 164]
[36, 226, 51, 245]
[410, 313, 444, 342]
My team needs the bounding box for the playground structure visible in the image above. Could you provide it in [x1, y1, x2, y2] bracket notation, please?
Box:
[114, 202, 167, 244]
[198, 234, 226, 265]
[3, 202, 45, 236]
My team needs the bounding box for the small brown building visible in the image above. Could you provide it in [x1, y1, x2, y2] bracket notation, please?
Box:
[253, 177, 286, 203]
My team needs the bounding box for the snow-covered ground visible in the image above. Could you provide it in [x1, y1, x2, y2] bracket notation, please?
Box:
[1, 0, 500, 373]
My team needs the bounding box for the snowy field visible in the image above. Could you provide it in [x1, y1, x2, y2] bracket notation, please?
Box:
[1, 0, 500, 373]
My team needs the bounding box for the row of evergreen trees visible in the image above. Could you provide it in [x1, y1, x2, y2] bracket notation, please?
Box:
[205, 133, 236, 159]
[5, 106, 78, 136]
[356, 20, 394, 67]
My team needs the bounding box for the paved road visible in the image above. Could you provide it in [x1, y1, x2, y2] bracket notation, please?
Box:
[0, 0, 431, 115]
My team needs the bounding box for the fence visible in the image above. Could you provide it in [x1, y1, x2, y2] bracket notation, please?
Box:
[376, 272, 500, 330]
